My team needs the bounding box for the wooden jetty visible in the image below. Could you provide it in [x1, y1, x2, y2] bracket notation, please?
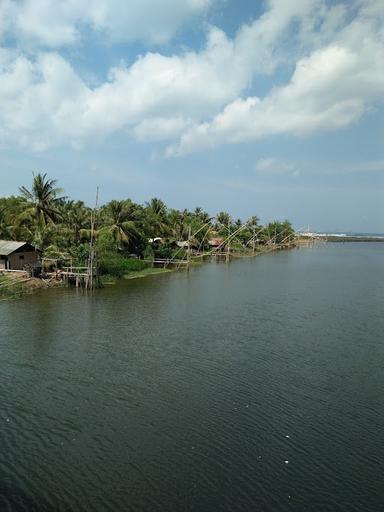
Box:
[61, 266, 100, 289]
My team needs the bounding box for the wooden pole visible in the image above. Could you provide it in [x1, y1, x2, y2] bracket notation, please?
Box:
[187, 225, 191, 271]
[226, 219, 231, 263]
[87, 186, 99, 289]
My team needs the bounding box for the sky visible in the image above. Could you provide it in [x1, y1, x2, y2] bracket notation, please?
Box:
[0, 0, 383, 232]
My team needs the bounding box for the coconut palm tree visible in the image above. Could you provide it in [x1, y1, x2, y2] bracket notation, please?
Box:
[216, 211, 230, 228]
[99, 200, 142, 252]
[53, 200, 92, 249]
[215, 212, 232, 238]
[19, 173, 63, 227]
[234, 218, 243, 229]
[247, 215, 260, 228]
[144, 198, 169, 237]
[193, 207, 211, 225]
[0, 206, 9, 238]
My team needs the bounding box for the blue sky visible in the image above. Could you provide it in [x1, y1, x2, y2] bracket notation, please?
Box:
[0, 0, 383, 232]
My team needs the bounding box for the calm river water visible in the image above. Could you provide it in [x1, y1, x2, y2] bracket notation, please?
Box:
[1, 243, 383, 511]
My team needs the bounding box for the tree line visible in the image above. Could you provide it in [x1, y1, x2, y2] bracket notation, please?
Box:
[0, 173, 295, 267]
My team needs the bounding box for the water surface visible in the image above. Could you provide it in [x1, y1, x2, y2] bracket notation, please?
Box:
[1, 243, 383, 511]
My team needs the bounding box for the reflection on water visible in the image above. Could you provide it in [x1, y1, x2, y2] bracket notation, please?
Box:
[1, 243, 384, 511]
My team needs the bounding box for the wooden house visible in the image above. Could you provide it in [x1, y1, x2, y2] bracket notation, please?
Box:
[0, 240, 41, 271]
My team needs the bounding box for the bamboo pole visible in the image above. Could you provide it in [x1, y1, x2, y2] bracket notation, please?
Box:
[226, 219, 231, 263]
[187, 225, 191, 271]
[87, 186, 99, 289]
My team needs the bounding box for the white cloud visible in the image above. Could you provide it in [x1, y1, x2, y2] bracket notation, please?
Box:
[255, 158, 384, 177]
[0, 0, 382, 154]
[0, 25, 252, 149]
[0, 0, 214, 47]
[167, 34, 384, 155]
[255, 158, 299, 175]
[133, 117, 192, 142]
[0, 0, 81, 47]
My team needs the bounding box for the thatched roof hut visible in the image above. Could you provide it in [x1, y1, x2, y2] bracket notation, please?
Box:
[208, 238, 225, 248]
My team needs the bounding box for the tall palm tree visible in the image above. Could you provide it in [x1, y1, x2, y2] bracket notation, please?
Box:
[19, 173, 63, 227]
[59, 200, 91, 244]
[99, 200, 142, 251]
[193, 207, 211, 225]
[145, 197, 169, 237]
[0, 206, 10, 239]
[216, 211, 230, 227]
[235, 218, 243, 229]
[247, 215, 260, 228]
[215, 212, 231, 235]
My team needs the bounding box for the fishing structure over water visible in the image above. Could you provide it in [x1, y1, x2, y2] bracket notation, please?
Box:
[0, 175, 324, 295]
[0, 214, 321, 295]
[143, 219, 315, 271]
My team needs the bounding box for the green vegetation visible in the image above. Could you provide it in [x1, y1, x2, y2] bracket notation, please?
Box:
[98, 254, 148, 277]
[122, 267, 172, 279]
[0, 173, 296, 277]
[0, 275, 27, 300]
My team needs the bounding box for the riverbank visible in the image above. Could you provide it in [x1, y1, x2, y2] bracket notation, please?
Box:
[0, 272, 60, 300]
[101, 267, 172, 285]
[0, 243, 298, 299]
[0, 265, 173, 298]
[298, 233, 384, 242]
[324, 236, 384, 242]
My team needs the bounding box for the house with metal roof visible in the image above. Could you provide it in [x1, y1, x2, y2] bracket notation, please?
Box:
[0, 240, 40, 271]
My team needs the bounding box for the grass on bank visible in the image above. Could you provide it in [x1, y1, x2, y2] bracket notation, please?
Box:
[122, 267, 172, 279]
[98, 253, 172, 285]
[98, 253, 148, 277]
[0, 275, 28, 300]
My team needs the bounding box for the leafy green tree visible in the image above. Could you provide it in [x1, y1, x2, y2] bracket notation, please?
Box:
[99, 200, 142, 252]
[19, 172, 63, 227]
[144, 197, 169, 237]
[0, 206, 9, 238]
[216, 211, 230, 227]
[1, 172, 292, 266]
[59, 200, 91, 245]
[262, 220, 294, 244]
[168, 208, 192, 240]
[247, 215, 260, 228]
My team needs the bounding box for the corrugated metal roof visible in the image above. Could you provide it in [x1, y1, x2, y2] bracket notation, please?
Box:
[0, 240, 27, 256]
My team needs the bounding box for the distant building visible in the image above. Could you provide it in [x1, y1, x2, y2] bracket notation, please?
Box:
[175, 241, 190, 248]
[0, 240, 41, 271]
[208, 238, 224, 248]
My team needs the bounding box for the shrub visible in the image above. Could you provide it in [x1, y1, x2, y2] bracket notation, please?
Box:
[154, 245, 187, 260]
[98, 253, 148, 277]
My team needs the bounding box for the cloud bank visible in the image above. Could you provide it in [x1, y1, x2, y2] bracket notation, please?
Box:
[0, 0, 382, 154]
[0, 0, 213, 46]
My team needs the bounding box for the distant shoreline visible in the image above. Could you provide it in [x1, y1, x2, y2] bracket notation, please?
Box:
[299, 234, 384, 242]
[324, 236, 384, 242]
